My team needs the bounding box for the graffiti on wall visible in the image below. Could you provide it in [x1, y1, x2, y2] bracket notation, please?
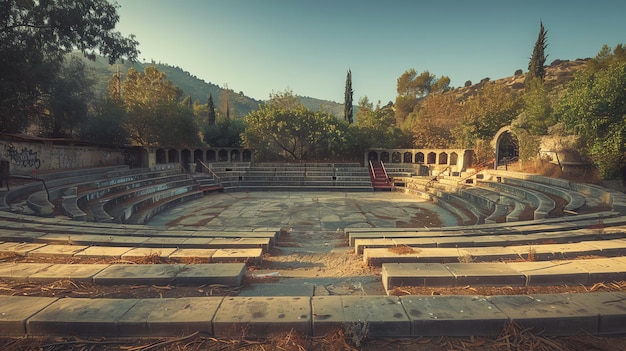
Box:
[3, 144, 41, 169]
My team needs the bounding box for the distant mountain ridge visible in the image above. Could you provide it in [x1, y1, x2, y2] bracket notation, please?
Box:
[73, 53, 344, 118]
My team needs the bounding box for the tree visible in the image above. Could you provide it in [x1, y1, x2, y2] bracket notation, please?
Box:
[80, 97, 129, 145]
[394, 69, 450, 124]
[555, 57, 626, 178]
[43, 56, 95, 138]
[118, 66, 199, 147]
[204, 115, 244, 147]
[409, 92, 464, 148]
[526, 21, 548, 83]
[242, 90, 348, 161]
[514, 77, 554, 135]
[207, 94, 216, 125]
[344, 69, 353, 124]
[456, 82, 522, 147]
[0, 0, 139, 133]
[350, 97, 406, 157]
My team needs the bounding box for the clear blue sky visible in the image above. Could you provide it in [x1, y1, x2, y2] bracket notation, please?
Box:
[114, 0, 626, 104]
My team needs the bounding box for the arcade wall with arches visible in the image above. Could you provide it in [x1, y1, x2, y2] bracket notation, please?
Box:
[365, 148, 473, 175]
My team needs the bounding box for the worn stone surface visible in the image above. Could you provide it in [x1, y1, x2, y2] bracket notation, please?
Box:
[488, 294, 599, 335]
[0, 262, 52, 281]
[28, 263, 110, 283]
[0, 242, 47, 255]
[27, 244, 89, 257]
[174, 263, 245, 286]
[211, 248, 263, 264]
[27, 298, 138, 336]
[213, 296, 311, 337]
[505, 261, 589, 286]
[92, 264, 185, 285]
[382, 263, 455, 290]
[0, 296, 57, 336]
[168, 248, 216, 262]
[73, 246, 133, 258]
[341, 296, 410, 337]
[444, 262, 527, 287]
[121, 247, 178, 260]
[400, 295, 508, 336]
[118, 297, 223, 336]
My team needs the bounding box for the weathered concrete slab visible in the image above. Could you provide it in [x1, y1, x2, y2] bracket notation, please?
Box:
[353, 238, 437, 255]
[457, 247, 519, 262]
[575, 292, 626, 334]
[488, 294, 598, 335]
[35, 233, 116, 245]
[92, 264, 184, 285]
[0, 230, 45, 242]
[0, 242, 47, 255]
[382, 263, 455, 291]
[311, 296, 344, 336]
[119, 297, 223, 336]
[121, 247, 178, 260]
[207, 237, 270, 252]
[211, 248, 263, 264]
[213, 296, 311, 337]
[28, 264, 110, 283]
[341, 296, 410, 337]
[585, 239, 626, 256]
[0, 296, 58, 336]
[27, 244, 88, 257]
[400, 295, 508, 336]
[141, 236, 188, 247]
[0, 262, 53, 281]
[27, 298, 138, 336]
[168, 248, 216, 263]
[444, 262, 526, 287]
[505, 261, 589, 286]
[509, 242, 600, 260]
[73, 246, 133, 258]
[363, 247, 461, 266]
[174, 263, 245, 286]
[569, 257, 626, 283]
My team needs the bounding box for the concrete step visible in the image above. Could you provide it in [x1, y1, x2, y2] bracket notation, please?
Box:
[363, 239, 626, 266]
[0, 262, 245, 286]
[1, 292, 624, 337]
[381, 256, 626, 290]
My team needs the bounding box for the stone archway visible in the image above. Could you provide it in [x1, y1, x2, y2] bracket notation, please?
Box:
[493, 126, 519, 168]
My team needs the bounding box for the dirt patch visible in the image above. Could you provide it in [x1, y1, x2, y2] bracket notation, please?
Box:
[387, 245, 419, 255]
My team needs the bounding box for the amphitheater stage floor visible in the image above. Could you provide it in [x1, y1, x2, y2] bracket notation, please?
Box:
[147, 191, 460, 231]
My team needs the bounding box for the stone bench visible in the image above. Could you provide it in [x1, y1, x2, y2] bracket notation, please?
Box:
[0, 262, 246, 286]
[2, 292, 625, 337]
[382, 256, 626, 290]
[362, 238, 626, 265]
[482, 180, 556, 219]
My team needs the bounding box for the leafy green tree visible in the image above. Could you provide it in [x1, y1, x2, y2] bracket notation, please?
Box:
[514, 77, 554, 135]
[344, 69, 353, 124]
[350, 97, 405, 157]
[0, 0, 139, 133]
[456, 82, 522, 147]
[526, 21, 548, 83]
[242, 90, 348, 161]
[207, 94, 216, 125]
[409, 92, 464, 148]
[204, 115, 244, 147]
[394, 69, 450, 124]
[80, 97, 129, 145]
[555, 58, 626, 178]
[42, 56, 95, 138]
[118, 66, 199, 147]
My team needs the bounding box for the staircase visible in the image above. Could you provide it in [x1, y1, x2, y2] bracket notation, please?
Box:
[369, 160, 392, 191]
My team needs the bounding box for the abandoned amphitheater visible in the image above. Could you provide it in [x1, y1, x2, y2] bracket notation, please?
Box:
[1, 139, 626, 343]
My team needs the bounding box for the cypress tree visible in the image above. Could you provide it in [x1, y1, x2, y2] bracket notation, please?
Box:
[344, 69, 353, 124]
[208, 94, 216, 125]
[527, 21, 548, 83]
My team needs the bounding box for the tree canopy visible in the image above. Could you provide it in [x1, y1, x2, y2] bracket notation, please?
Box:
[526, 21, 548, 83]
[0, 0, 139, 133]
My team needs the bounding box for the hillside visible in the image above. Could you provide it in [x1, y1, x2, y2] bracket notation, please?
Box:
[74, 53, 345, 119]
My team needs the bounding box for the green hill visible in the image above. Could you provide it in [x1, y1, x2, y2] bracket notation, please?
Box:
[75, 53, 346, 119]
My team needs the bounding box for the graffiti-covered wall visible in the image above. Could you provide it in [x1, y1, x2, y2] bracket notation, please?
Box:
[0, 135, 131, 175]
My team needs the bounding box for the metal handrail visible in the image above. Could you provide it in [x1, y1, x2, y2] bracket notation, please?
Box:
[197, 159, 221, 184]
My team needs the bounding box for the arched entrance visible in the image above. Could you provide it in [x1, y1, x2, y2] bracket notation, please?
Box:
[493, 126, 519, 168]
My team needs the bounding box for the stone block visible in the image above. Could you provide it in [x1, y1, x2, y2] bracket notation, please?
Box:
[400, 295, 508, 336]
[0, 262, 53, 281]
[93, 264, 185, 285]
[311, 296, 344, 336]
[488, 294, 598, 335]
[444, 262, 526, 287]
[382, 263, 455, 290]
[0, 296, 57, 336]
[174, 263, 245, 286]
[27, 244, 89, 257]
[73, 246, 133, 258]
[119, 297, 223, 336]
[121, 247, 178, 260]
[506, 261, 589, 286]
[214, 296, 311, 337]
[27, 298, 138, 336]
[168, 248, 216, 263]
[211, 248, 263, 264]
[0, 242, 47, 256]
[28, 264, 110, 283]
[341, 296, 410, 337]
